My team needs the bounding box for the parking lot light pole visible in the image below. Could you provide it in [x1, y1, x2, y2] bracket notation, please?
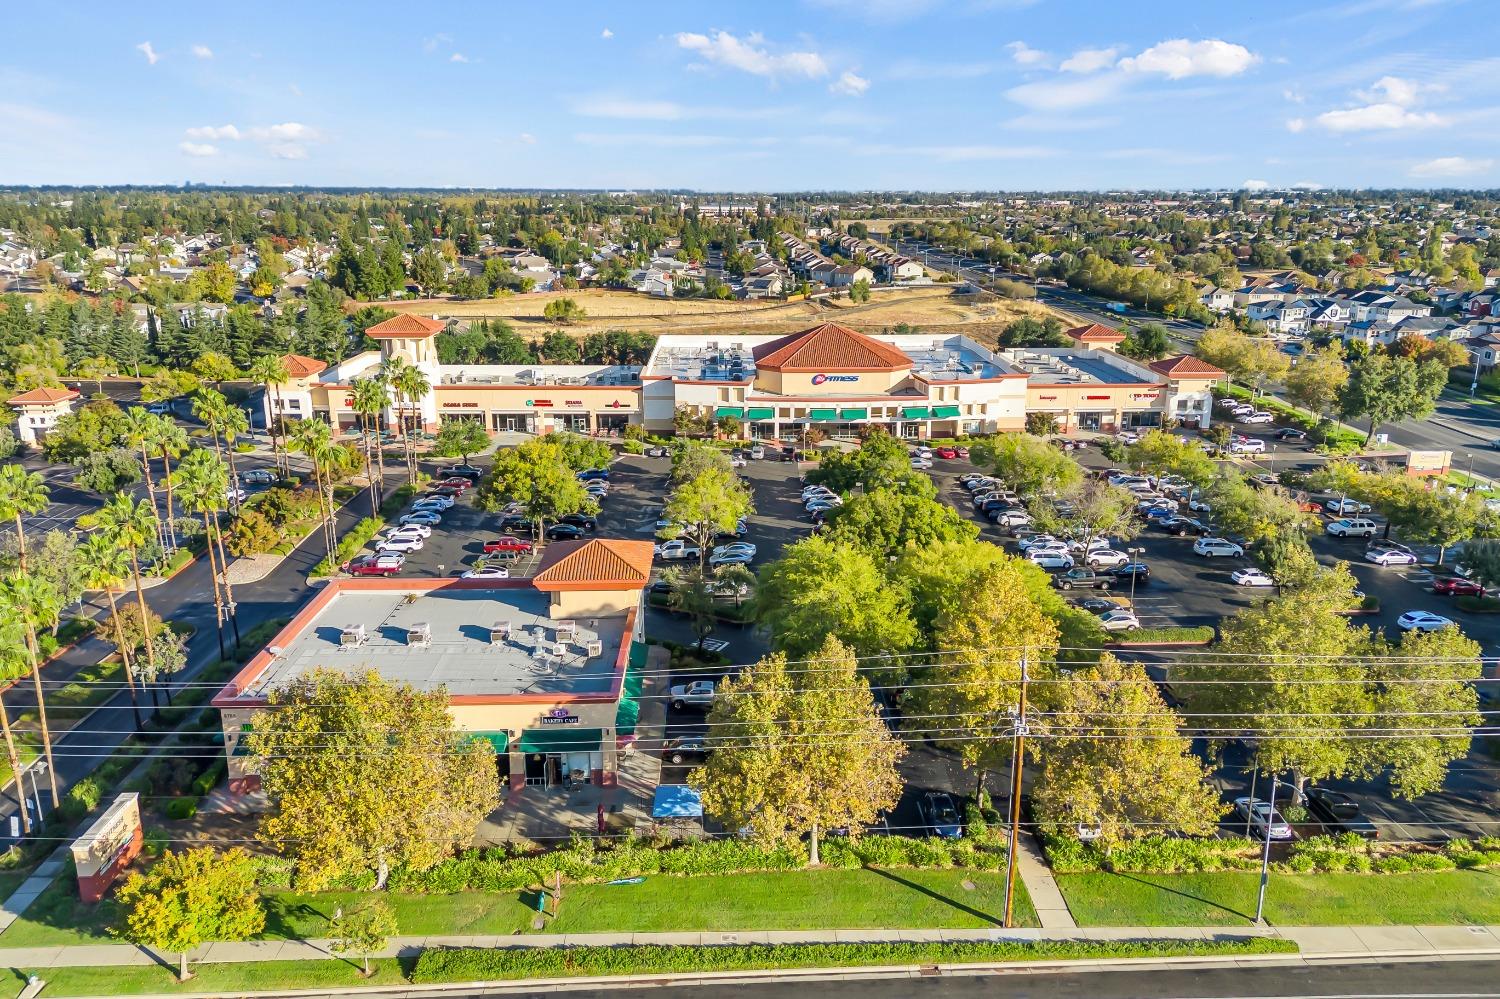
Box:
[1002, 656, 1030, 929]
[1254, 773, 1283, 925]
[1127, 548, 1144, 608]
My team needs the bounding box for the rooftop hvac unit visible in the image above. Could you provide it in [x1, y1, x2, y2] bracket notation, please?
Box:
[407, 622, 432, 648]
[555, 620, 578, 641]
[586, 639, 603, 659]
[489, 621, 511, 644]
[339, 624, 366, 648]
[551, 642, 569, 659]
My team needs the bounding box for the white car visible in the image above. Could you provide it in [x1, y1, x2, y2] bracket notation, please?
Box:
[1194, 537, 1244, 558]
[730, 455, 747, 468]
[461, 564, 511, 579]
[1368, 547, 1418, 566]
[1325, 498, 1372, 515]
[1231, 567, 1275, 586]
[992, 509, 1032, 528]
[1239, 411, 1274, 424]
[1026, 550, 1075, 570]
[1188, 497, 1212, 513]
[655, 539, 702, 561]
[1086, 549, 1130, 568]
[802, 486, 836, 500]
[1097, 608, 1140, 632]
[1397, 610, 1454, 632]
[1067, 536, 1112, 553]
[911, 456, 934, 470]
[400, 511, 442, 527]
[1229, 438, 1266, 454]
[224, 487, 247, 503]
[377, 535, 424, 554]
[712, 542, 757, 559]
[1233, 797, 1293, 840]
[1326, 518, 1377, 539]
[1017, 534, 1059, 552]
[414, 494, 455, 510]
[383, 523, 431, 539]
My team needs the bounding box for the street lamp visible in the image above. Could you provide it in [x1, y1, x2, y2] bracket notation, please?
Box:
[1127, 547, 1144, 608]
[26, 762, 45, 832]
[1254, 773, 1288, 925]
[1464, 453, 1475, 493]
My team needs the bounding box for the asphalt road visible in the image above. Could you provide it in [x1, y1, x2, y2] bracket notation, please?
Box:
[435, 957, 1500, 999]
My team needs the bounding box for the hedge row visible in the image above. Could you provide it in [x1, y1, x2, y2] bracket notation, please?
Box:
[311, 516, 384, 576]
[256, 833, 1013, 894]
[1044, 831, 1500, 875]
[1110, 625, 1215, 645]
[410, 937, 1298, 983]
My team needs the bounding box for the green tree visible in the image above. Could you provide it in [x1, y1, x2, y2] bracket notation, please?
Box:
[692, 636, 904, 866]
[390, 361, 432, 483]
[0, 576, 62, 805]
[76, 533, 144, 726]
[1462, 538, 1500, 589]
[72, 448, 141, 495]
[408, 248, 447, 296]
[970, 434, 1082, 499]
[248, 668, 498, 890]
[173, 448, 238, 654]
[42, 397, 131, 462]
[432, 420, 490, 464]
[849, 278, 871, 303]
[805, 430, 913, 494]
[115, 847, 265, 981]
[249, 355, 291, 477]
[191, 351, 238, 387]
[1040, 479, 1140, 553]
[1119, 323, 1170, 361]
[474, 438, 596, 541]
[542, 297, 586, 324]
[328, 899, 398, 977]
[1370, 625, 1482, 798]
[0, 464, 48, 572]
[1206, 468, 1316, 547]
[1123, 429, 1213, 485]
[1359, 472, 1486, 564]
[80, 494, 162, 691]
[753, 536, 918, 663]
[824, 490, 978, 560]
[660, 464, 754, 575]
[1034, 655, 1224, 847]
[1285, 344, 1349, 418]
[1338, 352, 1447, 443]
[288, 418, 340, 561]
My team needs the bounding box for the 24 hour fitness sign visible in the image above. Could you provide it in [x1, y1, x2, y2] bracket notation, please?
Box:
[811, 374, 859, 384]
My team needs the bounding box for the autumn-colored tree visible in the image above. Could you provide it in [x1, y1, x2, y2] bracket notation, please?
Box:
[115, 847, 265, 981]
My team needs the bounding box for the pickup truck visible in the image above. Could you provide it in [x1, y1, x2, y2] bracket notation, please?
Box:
[669, 680, 716, 711]
[1305, 787, 1379, 839]
[1051, 568, 1114, 591]
[655, 539, 702, 561]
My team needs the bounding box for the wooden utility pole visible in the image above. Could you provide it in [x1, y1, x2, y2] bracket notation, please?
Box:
[1002, 656, 1030, 929]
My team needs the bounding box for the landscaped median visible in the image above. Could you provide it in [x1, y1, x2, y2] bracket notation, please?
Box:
[0, 937, 1299, 997]
[1108, 625, 1215, 647]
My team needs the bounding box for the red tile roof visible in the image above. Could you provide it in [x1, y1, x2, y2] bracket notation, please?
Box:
[1149, 355, 1226, 378]
[1065, 322, 1126, 343]
[533, 539, 655, 591]
[753, 322, 912, 372]
[366, 314, 446, 339]
[281, 354, 327, 379]
[8, 387, 79, 407]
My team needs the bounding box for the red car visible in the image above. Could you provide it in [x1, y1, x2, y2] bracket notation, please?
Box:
[954, 446, 969, 458]
[437, 477, 473, 491]
[935, 446, 957, 459]
[345, 554, 403, 577]
[1434, 576, 1485, 596]
[483, 536, 534, 555]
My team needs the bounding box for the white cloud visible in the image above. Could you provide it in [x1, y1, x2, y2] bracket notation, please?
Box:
[601, 28, 613, 38]
[855, 142, 1055, 162]
[1059, 47, 1119, 74]
[1004, 113, 1117, 131]
[1286, 117, 1306, 133]
[675, 31, 827, 79]
[1006, 41, 1050, 68]
[574, 97, 783, 121]
[1410, 156, 1494, 178]
[449, 53, 469, 63]
[519, 132, 537, 144]
[1242, 179, 1270, 191]
[574, 132, 744, 148]
[185, 124, 241, 140]
[136, 42, 159, 66]
[268, 143, 308, 160]
[1316, 103, 1445, 131]
[1117, 38, 1258, 79]
[191, 44, 213, 59]
[247, 122, 318, 141]
[178, 141, 217, 157]
[1292, 180, 1324, 190]
[422, 33, 451, 54]
[1005, 73, 1125, 110]
[1282, 88, 1305, 104]
[829, 71, 870, 96]
[1358, 75, 1443, 107]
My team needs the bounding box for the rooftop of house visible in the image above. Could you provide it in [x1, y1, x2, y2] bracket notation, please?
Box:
[1001, 348, 1157, 386]
[220, 582, 632, 702]
[8, 386, 79, 407]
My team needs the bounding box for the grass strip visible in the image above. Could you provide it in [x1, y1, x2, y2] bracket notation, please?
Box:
[9, 938, 1298, 997]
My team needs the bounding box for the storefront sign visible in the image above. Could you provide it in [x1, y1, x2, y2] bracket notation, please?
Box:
[527, 400, 553, 407]
[1130, 392, 1160, 401]
[607, 400, 623, 408]
[565, 400, 584, 407]
[1038, 395, 1057, 401]
[440, 401, 480, 409]
[540, 708, 580, 726]
[1085, 395, 1111, 400]
[811, 374, 859, 384]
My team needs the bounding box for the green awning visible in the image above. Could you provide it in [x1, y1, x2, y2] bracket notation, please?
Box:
[469, 731, 510, 754]
[900, 406, 931, 419]
[614, 642, 648, 736]
[809, 408, 839, 421]
[931, 405, 962, 418]
[714, 406, 745, 419]
[745, 407, 776, 420]
[839, 408, 869, 420]
[518, 727, 604, 754]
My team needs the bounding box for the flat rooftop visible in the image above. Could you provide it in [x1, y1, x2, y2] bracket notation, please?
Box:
[1002, 349, 1156, 386]
[645, 334, 1015, 383]
[236, 585, 628, 700]
[436, 364, 641, 388]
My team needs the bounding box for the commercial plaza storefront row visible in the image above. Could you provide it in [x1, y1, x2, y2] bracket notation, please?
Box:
[211, 539, 654, 797]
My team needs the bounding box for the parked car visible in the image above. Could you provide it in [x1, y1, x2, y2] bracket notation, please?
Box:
[1366, 547, 1418, 567]
[1187, 496, 1212, 513]
[911, 455, 934, 470]
[953, 445, 969, 458]
[545, 523, 587, 542]
[991, 509, 1032, 528]
[498, 514, 529, 533]
[414, 494, 455, 510]
[1017, 534, 1059, 552]
[483, 536, 533, 555]
[399, 511, 442, 527]
[440, 464, 483, 482]
[1231, 567, 1275, 587]
[749, 444, 765, 460]
[669, 680, 716, 711]
[644, 444, 671, 458]
[1097, 608, 1140, 632]
[240, 468, 275, 485]
[560, 513, 597, 530]
[1276, 428, 1308, 441]
[1239, 411, 1274, 424]
[1325, 498, 1372, 515]
[461, 564, 510, 579]
[1233, 797, 1293, 840]
[224, 487, 248, 503]
[935, 446, 958, 459]
[426, 485, 464, 498]
[376, 535, 424, 554]
[383, 524, 431, 541]
[919, 792, 963, 839]
[1193, 537, 1244, 558]
[1106, 563, 1151, 584]
[1229, 437, 1266, 454]
[1076, 596, 1119, 614]
[655, 539, 702, 561]
[345, 553, 403, 577]
[1304, 787, 1379, 840]
[664, 736, 707, 766]
[577, 468, 610, 481]
[436, 476, 473, 492]
[709, 550, 754, 568]
[1027, 550, 1076, 570]
[1086, 549, 1130, 568]
[1433, 576, 1485, 596]
[1396, 610, 1454, 632]
[712, 542, 757, 559]
[1053, 568, 1114, 591]
[1327, 518, 1378, 538]
[1156, 516, 1211, 537]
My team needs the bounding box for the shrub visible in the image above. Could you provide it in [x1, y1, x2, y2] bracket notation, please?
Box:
[59, 777, 102, 822]
[192, 759, 227, 796]
[164, 797, 199, 820]
[1041, 832, 1261, 873]
[1456, 595, 1500, 613]
[1096, 439, 1126, 463]
[1025, 412, 1059, 436]
[1110, 625, 1215, 644]
[312, 516, 385, 576]
[225, 509, 279, 557]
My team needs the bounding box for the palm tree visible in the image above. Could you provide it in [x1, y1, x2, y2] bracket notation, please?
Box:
[350, 377, 390, 514]
[80, 494, 160, 693]
[249, 355, 291, 478]
[218, 406, 250, 515]
[173, 449, 238, 655]
[393, 364, 432, 484]
[289, 420, 339, 562]
[76, 535, 143, 728]
[192, 388, 231, 461]
[0, 621, 33, 834]
[123, 408, 168, 552]
[0, 576, 63, 807]
[380, 356, 413, 482]
[0, 466, 49, 573]
[148, 418, 189, 553]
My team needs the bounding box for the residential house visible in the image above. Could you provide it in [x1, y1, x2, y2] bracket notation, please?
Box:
[9, 387, 79, 447]
[1198, 285, 1235, 313]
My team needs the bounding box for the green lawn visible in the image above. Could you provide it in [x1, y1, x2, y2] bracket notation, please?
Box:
[1059, 870, 1500, 926]
[0, 867, 1037, 948]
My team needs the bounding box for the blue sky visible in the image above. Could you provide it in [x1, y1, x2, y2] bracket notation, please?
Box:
[2, 0, 1496, 190]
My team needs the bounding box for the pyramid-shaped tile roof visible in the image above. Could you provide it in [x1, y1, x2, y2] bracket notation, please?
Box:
[281, 354, 327, 378]
[753, 322, 912, 372]
[1065, 322, 1126, 343]
[533, 539, 655, 591]
[1149, 355, 1226, 378]
[8, 386, 79, 406]
[366, 314, 446, 339]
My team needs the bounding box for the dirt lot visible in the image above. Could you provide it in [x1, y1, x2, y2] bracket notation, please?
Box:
[363, 286, 1051, 342]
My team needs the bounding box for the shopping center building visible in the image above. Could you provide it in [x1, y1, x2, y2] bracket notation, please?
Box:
[261, 316, 1221, 439]
[212, 539, 653, 796]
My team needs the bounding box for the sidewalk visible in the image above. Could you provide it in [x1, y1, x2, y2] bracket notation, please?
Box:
[3, 923, 1500, 970]
[1013, 833, 1076, 929]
